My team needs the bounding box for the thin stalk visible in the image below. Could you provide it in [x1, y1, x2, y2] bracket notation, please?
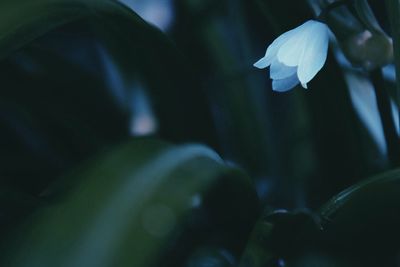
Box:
[317, 0, 353, 21]
[385, 0, 400, 134]
[370, 69, 400, 166]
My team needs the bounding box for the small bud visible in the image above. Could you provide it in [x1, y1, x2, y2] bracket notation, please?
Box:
[309, 0, 393, 70]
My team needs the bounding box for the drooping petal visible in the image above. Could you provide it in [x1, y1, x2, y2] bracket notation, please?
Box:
[270, 59, 297, 79]
[277, 20, 315, 67]
[254, 57, 270, 69]
[253, 25, 301, 69]
[272, 73, 300, 92]
[297, 21, 330, 85]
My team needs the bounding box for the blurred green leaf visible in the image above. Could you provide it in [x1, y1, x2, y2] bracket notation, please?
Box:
[79, 0, 218, 146]
[238, 219, 274, 267]
[0, 36, 129, 194]
[239, 168, 400, 267]
[0, 0, 217, 195]
[185, 246, 235, 267]
[255, 169, 400, 266]
[174, 1, 272, 179]
[1, 138, 259, 267]
[318, 168, 400, 263]
[239, 209, 321, 267]
[0, 0, 160, 61]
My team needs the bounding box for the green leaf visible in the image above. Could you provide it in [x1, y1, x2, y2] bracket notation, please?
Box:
[238, 209, 321, 267]
[239, 167, 400, 267]
[319, 168, 400, 255]
[1, 139, 259, 267]
[238, 219, 274, 267]
[0, 39, 129, 194]
[185, 246, 236, 267]
[0, 0, 152, 60]
[0, 0, 217, 194]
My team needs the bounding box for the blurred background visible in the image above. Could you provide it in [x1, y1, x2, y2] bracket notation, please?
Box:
[0, 0, 399, 266]
[116, 0, 394, 208]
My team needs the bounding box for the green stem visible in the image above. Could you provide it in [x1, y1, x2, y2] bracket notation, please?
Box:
[316, 0, 352, 21]
[370, 69, 400, 167]
[385, 0, 400, 134]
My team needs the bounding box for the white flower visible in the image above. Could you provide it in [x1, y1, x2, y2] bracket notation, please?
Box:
[254, 20, 330, 92]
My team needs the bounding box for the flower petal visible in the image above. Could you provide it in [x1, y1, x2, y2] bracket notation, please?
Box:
[254, 57, 270, 69]
[270, 59, 297, 79]
[272, 73, 300, 92]
[277, 20, 315, 67]
[297, 21, 330, 85]
[254, 25, 300, 69]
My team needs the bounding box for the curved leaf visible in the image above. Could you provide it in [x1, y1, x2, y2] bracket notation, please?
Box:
[0, 0, 217, 145]
[1, 139, 259, 267]
[0, 0, 217, 194]
[319, 169, 400, 256]
[0, 0, 145, 60]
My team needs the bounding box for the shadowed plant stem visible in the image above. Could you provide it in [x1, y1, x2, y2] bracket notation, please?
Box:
[370, 69, 400, 167]
[385, 0, 400, 135]
[317, 0, 352, 21]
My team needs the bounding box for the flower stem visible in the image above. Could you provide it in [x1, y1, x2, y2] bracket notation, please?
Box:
[370, 69, 400, 167]
[385, 0, 400, 135]
[317, 0, 353, 21]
